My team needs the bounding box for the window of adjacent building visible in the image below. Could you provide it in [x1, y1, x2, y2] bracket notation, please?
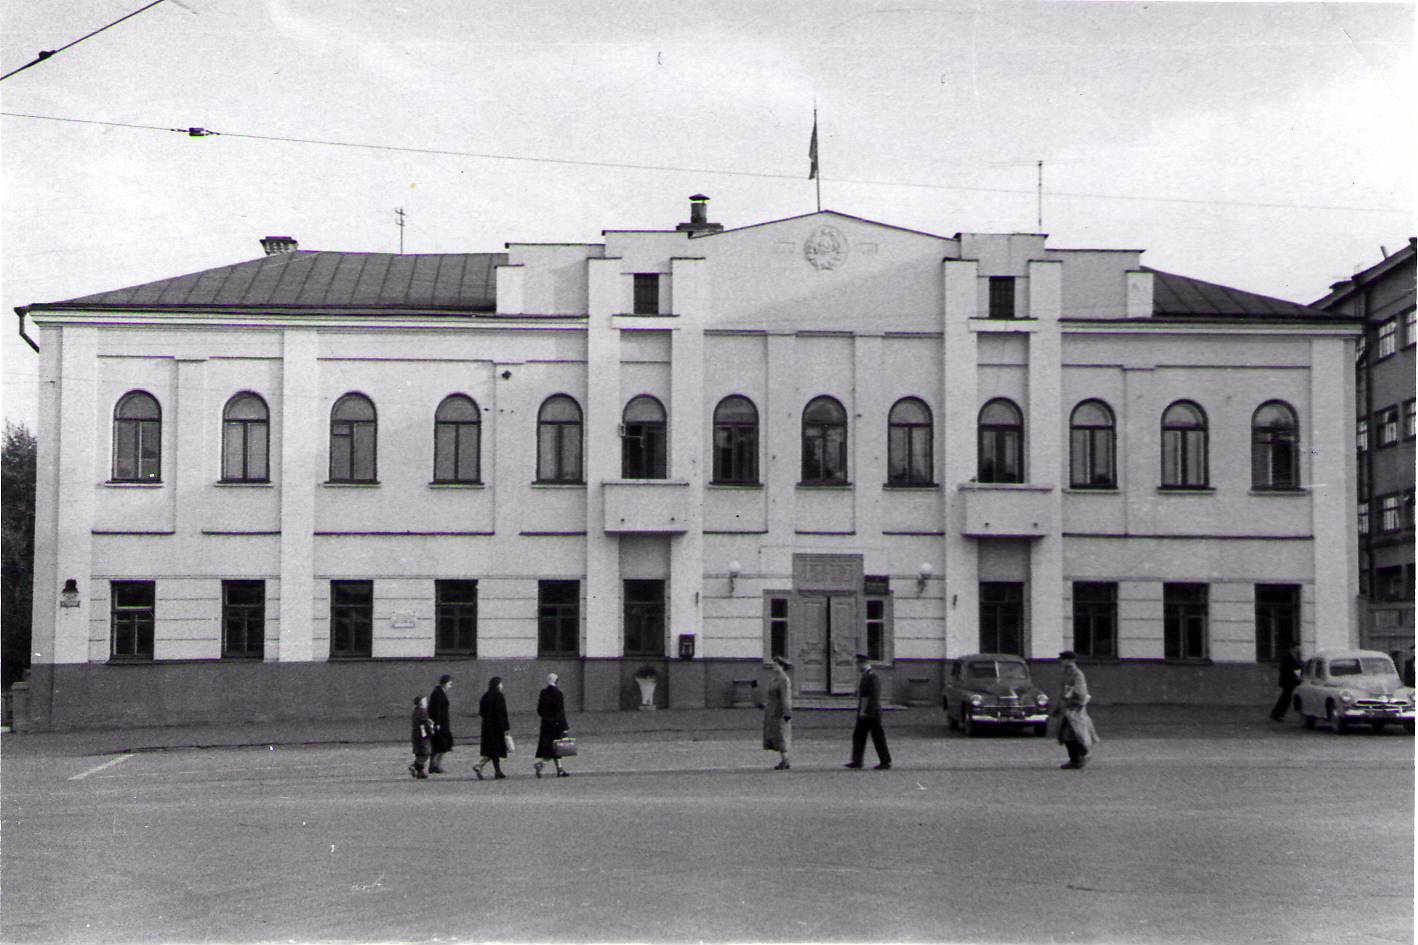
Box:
[222, 580, 265, 659]
[433, 394, 481, 483]
[1069, 400, 1116, 489]
[1405, 399, 1416, 441]
[536, 395, 583, 483]
[1359, 501, 1371, 537]
[1376, 566, 1408, 603]
[1379, 493, 1402, 533]
[766, 596, 789, 660]
[1355, 332, 1368, 364]
[1357, 417, 1369, 453]
[978, 398, 1024, 484]
[623, 579, 666, 657]
[435, 579, 478, 656]
[887, 397, 933, 485]
[633, 274, 661, 315]
[221, 393, 269, 483]
[801, 396, 848, 484]
[988, 276, 1016, 319]
[111, 581, 155, 660]
[865, 597, 889, 662]
[1160, 401, 1208, 488]
[622, 395, 667, 479]
[1254, 584, 1299, 663]
[712, 395, 759, 484]
[1072, 582, 1117, 659]
[1406, 490, 1416, 531]
[537, 580, 579, 657]
[1163, 583, 1208, 661]
[112, 391, 162, 482]
[329, 580, 373, 658]
[1378, 405, 1400, 448]
[979, 582, 1024, 655]
[1406, 308, 1417, 348]
[1378, 317, 1398, 359]
[330, 394, 377, 483]
[1251, 401, 1300, 490]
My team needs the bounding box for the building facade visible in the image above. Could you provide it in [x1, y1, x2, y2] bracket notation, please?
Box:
[1314, 239, 1416, 661]
[16, 198, 1361, 729]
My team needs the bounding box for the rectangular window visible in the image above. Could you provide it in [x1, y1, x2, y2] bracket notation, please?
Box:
[538, 580, 579, 657]
[865, 597, 887, 662]
[1359, 501, 1370, 537]
[979, 582, 1025, 655]
[1379, 494, 1401, 533]
[1404, 400, 1416, 441]
[1378, 318, 1399, 358]
[988, 276, 1016, 319]
[1376, 566, 1405, 603]
[1254, 584, 1299, 662]
[1163, 583, 1208, 661]
[1406, 308, 1417, 348]
[222, 580, 264, 659]
[1378, 406, 1400, 447]
[329, 580, 373, 658]
[435, 580, 478, 656]
[623, 579, 666, 657]
[768, 596, 788, 660]
[1072, 582, 1117, 659]
[633, 274, 661, 315]
[111, 581, 155, 660]
[1356, 332, 1368, 364]
[1356, 417, 1369, 452]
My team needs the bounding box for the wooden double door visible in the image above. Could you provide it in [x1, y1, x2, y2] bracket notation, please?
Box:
[796, 593, 859, 695]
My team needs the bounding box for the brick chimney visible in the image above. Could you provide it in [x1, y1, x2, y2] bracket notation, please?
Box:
[676, 195, 722, 235]
[260, 235, 298, 255]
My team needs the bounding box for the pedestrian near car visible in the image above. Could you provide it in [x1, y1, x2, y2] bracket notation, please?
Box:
[409, 696, 433, 780]
[473, 676, 511, 780]
[845, 653, 891, 770]
[1270, 642, 1303, 722]
[534, 673, 571, 779]
[763, 657, 794, 770]
[1051, 650, 1099, 769]
[428, 674, 454, 773]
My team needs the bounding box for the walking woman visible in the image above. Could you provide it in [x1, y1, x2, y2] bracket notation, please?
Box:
[427, 674, 454, 774]
[763, 657, 794, 770]
[534, 672, 571, 779]
[473, 676, 511, 780]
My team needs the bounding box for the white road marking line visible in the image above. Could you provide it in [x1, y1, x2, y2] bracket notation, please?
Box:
[68, 754, 134, 781]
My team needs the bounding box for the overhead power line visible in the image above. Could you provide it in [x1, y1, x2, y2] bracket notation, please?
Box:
[0, 0, 169, 82]
[0, 109, 1408, 217]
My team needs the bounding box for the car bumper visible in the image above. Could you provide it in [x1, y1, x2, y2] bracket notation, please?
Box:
[1337, 706, 1415, 722]
[969, 711, 1049, 725]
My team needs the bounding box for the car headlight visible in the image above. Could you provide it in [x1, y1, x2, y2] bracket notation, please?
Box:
[1036, 693, 1048, 706]
[1340, 690, 1354, 704]
[970, 694, 983, 707]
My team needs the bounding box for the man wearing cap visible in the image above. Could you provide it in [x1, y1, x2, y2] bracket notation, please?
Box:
[845, 653, 892, 770]
[1051, 651, 1099, 769]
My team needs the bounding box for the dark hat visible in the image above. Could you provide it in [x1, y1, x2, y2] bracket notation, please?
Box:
[438, 674, 453, 685]
[487, 676, 502, 690]
[855, 652, 870, 662]
[774, 656, 794, 671]
[1058, 650, 1077, 660]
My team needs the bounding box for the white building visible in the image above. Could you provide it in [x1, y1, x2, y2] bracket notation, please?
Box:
[16, 197, 1361, 728]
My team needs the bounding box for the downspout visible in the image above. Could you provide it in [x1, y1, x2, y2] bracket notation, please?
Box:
[14, 307, 39, 352]
[1359, 283, 1376, 636]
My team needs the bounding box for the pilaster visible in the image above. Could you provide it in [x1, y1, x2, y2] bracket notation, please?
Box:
[1310, 336, 1359, 650]
[1026, 261, 1064, 658]
[668, 257, 706, 662]
[277, 330, 319, 662]
[584, 258, 623, 658]
[942, 259, 980, 657]
[174, 358, 208, 538]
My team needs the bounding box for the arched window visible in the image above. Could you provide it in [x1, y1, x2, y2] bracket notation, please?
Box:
[887, 397, 933, 485]
[712, 395, 758, 484]
[801, 396, 848, 484]
[221, 393, 269, 482]
[1252, 401, 1299, 490]
[1161, 401, 1208, 488]
[330, 393, 377, 483]
[113, 391, 162, 482]
[1069, 400, 1116, 489]
[621, 395, 667, 479]
[978, 399, 1023, 484]
[433, 394, 481, 483]
[537, 395, 583, 483]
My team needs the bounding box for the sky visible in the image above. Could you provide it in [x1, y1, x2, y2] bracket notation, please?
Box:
[2, 0, 1414, 431]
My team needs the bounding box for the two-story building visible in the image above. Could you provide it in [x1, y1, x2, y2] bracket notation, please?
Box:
[15, 196, 1361, 729]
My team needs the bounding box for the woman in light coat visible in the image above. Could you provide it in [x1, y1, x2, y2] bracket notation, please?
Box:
[762, 657, 794, 770]
[1051, 650, 1100, 769]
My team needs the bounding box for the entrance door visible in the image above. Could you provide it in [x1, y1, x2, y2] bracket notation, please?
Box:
[980, 582, 1025, 655]
[829, 596, 858, 694]
[799, 596, 829, 692]
[797, 594, 860, 694]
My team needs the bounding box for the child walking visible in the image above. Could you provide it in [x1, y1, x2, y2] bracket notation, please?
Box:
[409, 695, 433, 780]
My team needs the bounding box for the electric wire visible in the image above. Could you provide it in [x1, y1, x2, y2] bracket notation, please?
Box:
[0, 1, 168, 82]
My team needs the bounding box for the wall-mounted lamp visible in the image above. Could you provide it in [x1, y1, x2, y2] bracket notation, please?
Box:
[917, 562, 933, 595]
[500, 370, 512, 380]
[60, 578, 80, 609]
[727, 560, 742, 594]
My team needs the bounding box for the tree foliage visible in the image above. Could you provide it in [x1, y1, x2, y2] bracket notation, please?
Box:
[2, 422, 37, 689]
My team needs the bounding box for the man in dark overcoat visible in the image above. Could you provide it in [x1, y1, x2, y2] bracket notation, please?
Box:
[1270, 642, 1303, 722]
[428, 674, 454, 773]
[845, 653, 891, 770]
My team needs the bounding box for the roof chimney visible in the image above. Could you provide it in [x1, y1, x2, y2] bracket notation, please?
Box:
[260, 235, 298, 255]
[676, 194, 722, 235]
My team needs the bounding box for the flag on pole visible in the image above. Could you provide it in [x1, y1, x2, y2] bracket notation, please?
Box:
[808, 114, 818, 180]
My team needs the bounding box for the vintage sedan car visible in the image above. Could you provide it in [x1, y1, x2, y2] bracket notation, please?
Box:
[1293, 649, 1416, 734]
[943, 653, 1050, 736]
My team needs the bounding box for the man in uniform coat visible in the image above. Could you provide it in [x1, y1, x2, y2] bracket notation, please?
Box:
[845, 653, 891, 770]
[1270, 642, 1303, 722]
[428, 674, 454, 774]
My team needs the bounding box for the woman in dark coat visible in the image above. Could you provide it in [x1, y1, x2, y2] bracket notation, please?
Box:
[427, 674, 454, 774]
[534, 672, 571, 779]
[474, 676, 511, 780]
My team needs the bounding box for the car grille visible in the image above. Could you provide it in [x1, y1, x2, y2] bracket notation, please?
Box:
[1354, 698, 1409, 711]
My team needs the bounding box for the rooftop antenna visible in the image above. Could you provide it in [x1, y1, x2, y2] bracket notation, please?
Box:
[394, 207, 406, 254]
[1036, 160, 1043, 232]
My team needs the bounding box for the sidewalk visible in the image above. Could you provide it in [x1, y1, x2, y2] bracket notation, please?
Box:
[0, 704, 1291, 758]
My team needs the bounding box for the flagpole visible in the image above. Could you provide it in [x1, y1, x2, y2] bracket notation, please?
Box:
[814, 105, 821, 212]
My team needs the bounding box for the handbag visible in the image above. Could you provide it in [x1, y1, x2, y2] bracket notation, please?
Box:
[552, 736, 577, 758]
[504, 733, 515, 754]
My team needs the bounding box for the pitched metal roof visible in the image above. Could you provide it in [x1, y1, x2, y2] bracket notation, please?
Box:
[1145, 268, 1335, 320]
[34, 251, 507, 313]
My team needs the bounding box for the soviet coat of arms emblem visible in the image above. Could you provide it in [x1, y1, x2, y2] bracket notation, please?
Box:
[803, 224, 848, 270]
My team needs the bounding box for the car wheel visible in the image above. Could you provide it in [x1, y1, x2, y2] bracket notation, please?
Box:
[1404, 721, 1415, 736]
[1301, 713, 1316, 729]
[1033, 723, 1049, 738]
[962, 709, 976, 738]
[1371, 722, 1388, 734]
[944, 701, 959, 731]
[1325, 700, 1349, 734]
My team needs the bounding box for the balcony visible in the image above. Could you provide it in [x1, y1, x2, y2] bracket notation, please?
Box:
[959, 482, 1056, 538]
[603, 480, 692, 534]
